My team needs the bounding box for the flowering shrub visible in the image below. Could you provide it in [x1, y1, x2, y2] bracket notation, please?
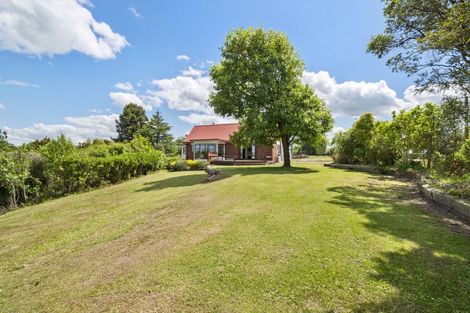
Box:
[169, 160, 208, 171]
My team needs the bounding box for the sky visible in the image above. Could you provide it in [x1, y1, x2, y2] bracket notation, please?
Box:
[0, 0, 448, 145]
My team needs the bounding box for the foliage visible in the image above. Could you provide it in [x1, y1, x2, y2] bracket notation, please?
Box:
[331, 103, 468, 178]
[455, 139, 470, 170]
[0, 150, 31, 210]
[349, 113, 375, 164]
[331, 131, 354, 164]
[140, 111, 175, 154]
[369, 121, 399, 166]
[0, 128, 14, 151]
[367, 0, 469, 142]
[115, 103, 148, 142]
[210, 27, 333, 167]
[168, 159, 208, 171]
[293, 138, 327, 156]
[0, 135, 166, 211]
[367, 0, 470, 95]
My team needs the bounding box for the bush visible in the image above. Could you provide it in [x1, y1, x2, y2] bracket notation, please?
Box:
[166, 156, 181, 171]
[170, 160, 208, 171]
[0, 136, 167, 211]
[187, 160, 208, 170]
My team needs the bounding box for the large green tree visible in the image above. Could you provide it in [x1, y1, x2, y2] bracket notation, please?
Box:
[141, 111, 174, 153]
[209, 28, 333, 167]
[115, 103, 148, 142]
[367, 0, 469, 93]
[349, 113, 376, 164]
[367, 0, 469, 138]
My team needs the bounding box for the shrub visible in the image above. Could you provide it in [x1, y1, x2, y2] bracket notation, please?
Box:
[0, 136, 167, 211]
[172, 160, 190, 171]
[166, 156, 181, 171]
[170, 160, 208, 171]
[187, 160, 208, 170]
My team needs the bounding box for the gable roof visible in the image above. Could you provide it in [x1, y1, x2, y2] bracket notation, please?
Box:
[184, 123, 239, 143]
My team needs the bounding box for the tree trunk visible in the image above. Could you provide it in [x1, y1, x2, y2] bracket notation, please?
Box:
[427, 136, 433, 170]
[282, 135, 291, 167]
[10, 185, 17, 209]
[465, 94, 469, 140]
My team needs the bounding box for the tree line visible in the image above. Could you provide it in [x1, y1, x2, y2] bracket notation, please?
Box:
[0, 107, 179, 211]
[331, 99, 470, 196]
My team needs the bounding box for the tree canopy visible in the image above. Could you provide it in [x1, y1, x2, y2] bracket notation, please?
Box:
[115, 103, 148, 142]
[367, 0, 469, 94]
[141, 111, 174, 154]
[210, 27, 333, 167]
[0, 128, 13, 151]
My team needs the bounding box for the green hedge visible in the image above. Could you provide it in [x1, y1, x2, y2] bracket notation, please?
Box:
[0, 136, 167, 211]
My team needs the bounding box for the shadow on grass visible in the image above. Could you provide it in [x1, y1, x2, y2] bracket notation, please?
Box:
[137, 166, 317, 192]
[327, 184, 470, 312]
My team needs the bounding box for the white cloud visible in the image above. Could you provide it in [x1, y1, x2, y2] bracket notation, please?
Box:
[302, 71, 406, 118]
[128, 7, 143, 19]
[150, 75, 213, 113]
[87, 108, 110, 113]
[109, 91, 152, 111]
[77, 0, 94, 7]
[402, 85, 460, 107]
[181, 66, 204, 77]
[302, 71, 460, 119]
[0, 101, 5, 109]
[0, 0, 128, 59]
[176, 54, 190, 61]
[1, 79, 39, 88]
[178, 113, 236, 125]
[5, 114, 118, 145]
[114, 82, 134, 92]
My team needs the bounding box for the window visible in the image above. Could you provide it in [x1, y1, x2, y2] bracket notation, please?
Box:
[218, 144, 225, 157]
[193, 143, 217, 159]
[207, 144, 216, 154]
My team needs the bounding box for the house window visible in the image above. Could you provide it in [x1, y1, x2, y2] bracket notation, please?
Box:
[218, 144, 225, 157]
[194, 143, 217, 159]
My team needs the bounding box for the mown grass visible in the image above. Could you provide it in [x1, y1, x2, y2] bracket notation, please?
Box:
[0, 162, 469, 312]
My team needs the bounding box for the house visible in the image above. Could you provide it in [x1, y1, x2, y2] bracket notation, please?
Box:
[182, 123, 282, 164]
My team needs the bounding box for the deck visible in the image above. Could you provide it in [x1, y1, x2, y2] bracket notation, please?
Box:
[210, 159, 269, 165]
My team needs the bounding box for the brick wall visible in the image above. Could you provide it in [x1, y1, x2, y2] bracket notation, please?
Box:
[185, 142, 277, 162]
[225, 142, 239, 159]
[185, 143, 192, 160]
[255, 144, 274, 160]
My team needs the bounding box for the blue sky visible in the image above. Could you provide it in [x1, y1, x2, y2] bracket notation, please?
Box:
[0, 0, 442, 144]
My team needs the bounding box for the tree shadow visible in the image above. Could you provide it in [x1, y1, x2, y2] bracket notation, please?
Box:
[220, 165, 318, 177]
[136, 173, 208, 192]
[327, 184, 470, 312]
[137, 166, 317, 192]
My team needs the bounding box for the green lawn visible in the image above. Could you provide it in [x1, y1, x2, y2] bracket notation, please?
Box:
[1, 162, 469, 312]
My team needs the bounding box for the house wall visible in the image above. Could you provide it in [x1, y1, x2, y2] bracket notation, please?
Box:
[272, 144, 278, 163]
[255, 144, 274, 161]
[185, 143, 192, 160]
[184, 141, 277, 162]
[225, 142, 239, 159]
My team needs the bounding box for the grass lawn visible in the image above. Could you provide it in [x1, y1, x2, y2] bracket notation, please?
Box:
[1, 162, 469, 312]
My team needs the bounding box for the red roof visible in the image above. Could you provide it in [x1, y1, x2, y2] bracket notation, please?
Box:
[184, 123, 239, 143]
